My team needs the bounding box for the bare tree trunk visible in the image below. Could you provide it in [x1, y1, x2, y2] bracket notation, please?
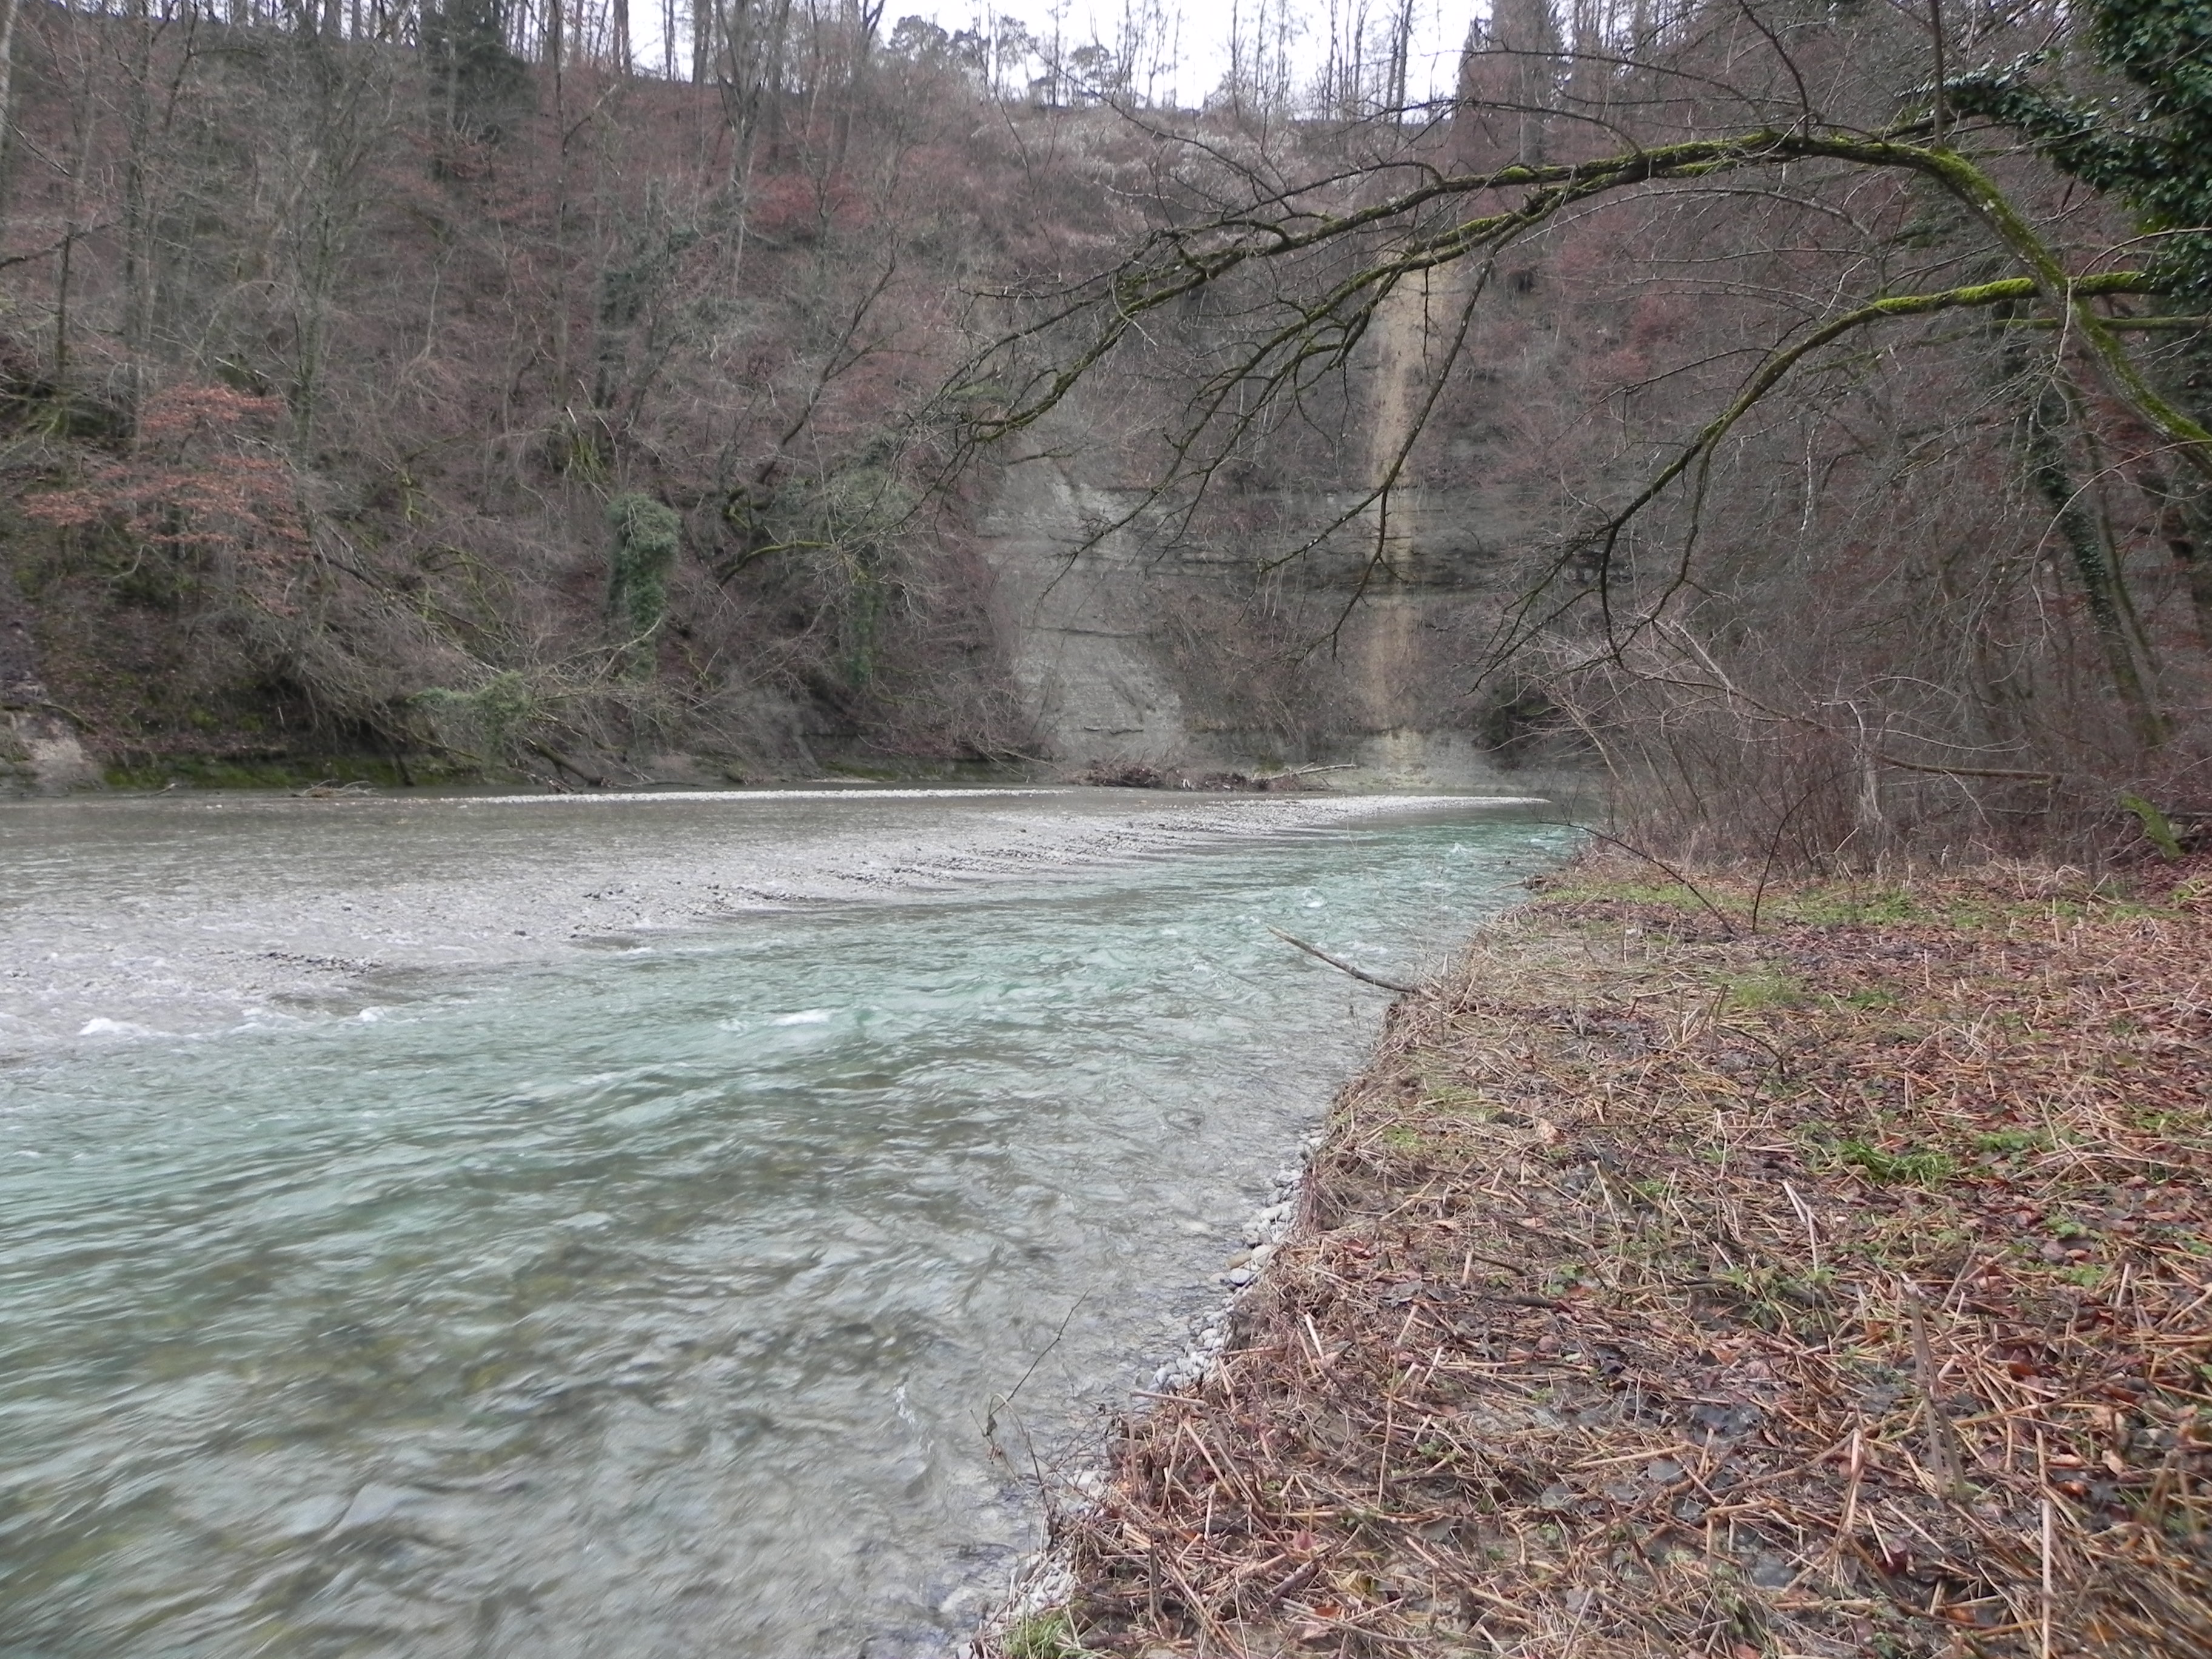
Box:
[0, 0, 19, 226]
[121, 0, 157, 409]
[1567, 0, 1609, 127]
[1495, 0, 1558, 166]
[692, 0, 714, 84]
[1386, 0, 1410, 112]
[831, 0, 883, 167]
[2014, 367, 2167, 748]
[1225, 0, 1243, 118]
[49, 16, 98, 394]
[281, 26, 392, 452]
[716, 0, 792, 185]
[52, 228, 73, 383]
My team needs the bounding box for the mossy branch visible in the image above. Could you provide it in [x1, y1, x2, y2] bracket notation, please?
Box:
[1584, 270, 2162, 589]
[968, 127, 2208, 497]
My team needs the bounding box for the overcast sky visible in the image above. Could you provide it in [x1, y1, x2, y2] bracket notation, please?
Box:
[914, 0, 1484, 107]
[627, 0, 1486, 110]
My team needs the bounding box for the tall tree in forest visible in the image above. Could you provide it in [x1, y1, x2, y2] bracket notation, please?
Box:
[0, 0, 21, 218]
[423, 0, 532, 151]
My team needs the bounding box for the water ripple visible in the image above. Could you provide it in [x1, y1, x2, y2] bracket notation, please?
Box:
[0, 803, 1564, 1655]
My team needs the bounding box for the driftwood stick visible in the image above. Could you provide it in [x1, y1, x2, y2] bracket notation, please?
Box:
[1268, 928, 1421, 994]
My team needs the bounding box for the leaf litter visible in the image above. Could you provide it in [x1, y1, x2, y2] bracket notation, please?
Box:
[987, 855, 2212, 1657]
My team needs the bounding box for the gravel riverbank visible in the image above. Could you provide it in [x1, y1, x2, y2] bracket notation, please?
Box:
[0, 788, 1535, 1053]
[987, 854, 2212, 1658]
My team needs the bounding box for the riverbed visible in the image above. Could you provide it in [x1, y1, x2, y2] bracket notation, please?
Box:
[0, 788, 1563, 1656]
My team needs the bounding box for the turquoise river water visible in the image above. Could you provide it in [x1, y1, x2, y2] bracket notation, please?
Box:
[0, 789, 1562, 1656]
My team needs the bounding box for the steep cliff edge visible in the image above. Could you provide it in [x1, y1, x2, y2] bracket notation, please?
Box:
[968, 269, 1567, 787]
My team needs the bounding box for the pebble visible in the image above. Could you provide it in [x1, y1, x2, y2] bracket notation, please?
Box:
[1144, 1131, 1312, 1392]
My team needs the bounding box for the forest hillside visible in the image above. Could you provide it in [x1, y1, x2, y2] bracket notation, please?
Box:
[2, 0, 2207, 865]
[1, 2, 1138, 786]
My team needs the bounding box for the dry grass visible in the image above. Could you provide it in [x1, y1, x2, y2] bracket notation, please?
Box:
[990, 854, 2212, 1658]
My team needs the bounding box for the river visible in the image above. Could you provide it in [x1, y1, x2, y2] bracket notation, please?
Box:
[0, 787, 1563, 1656]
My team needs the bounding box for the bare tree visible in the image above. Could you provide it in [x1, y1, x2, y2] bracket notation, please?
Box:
[960, 0, 2212, 857]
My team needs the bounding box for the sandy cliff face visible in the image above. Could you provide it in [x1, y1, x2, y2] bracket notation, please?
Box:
[0, 568, 94, 794]
[971, 282, 1549, 786]
[971, 467, 1540, 783]
[0, 713, 100, 794]
[976, 458, 1193, 768]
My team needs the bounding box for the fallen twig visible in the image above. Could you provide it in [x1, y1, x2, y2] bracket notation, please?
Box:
[1267, 928, 1421, 994]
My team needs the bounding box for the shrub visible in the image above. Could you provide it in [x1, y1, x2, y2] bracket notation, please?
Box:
[605, 492, 683, 641]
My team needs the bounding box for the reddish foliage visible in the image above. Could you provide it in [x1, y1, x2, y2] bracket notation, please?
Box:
[25, 384, 309, 582]
[747, 169, 866, 239]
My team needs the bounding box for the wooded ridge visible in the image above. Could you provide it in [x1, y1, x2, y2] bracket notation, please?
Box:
[1, 0, 2207, 866]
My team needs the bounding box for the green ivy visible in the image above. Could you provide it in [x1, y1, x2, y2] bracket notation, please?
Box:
[420, 0, 534, 147]
[1951, 0, 2212, 303]
[413, 669, 537, 762]
[605, 493, 683, 640]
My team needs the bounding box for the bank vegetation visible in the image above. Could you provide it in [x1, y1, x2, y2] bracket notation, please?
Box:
[994, 851, 2212, 1657]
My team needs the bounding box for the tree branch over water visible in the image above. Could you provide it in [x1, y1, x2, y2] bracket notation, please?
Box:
[948, 0, 2212, 864]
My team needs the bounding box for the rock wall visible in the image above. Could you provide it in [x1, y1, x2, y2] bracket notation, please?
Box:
[973, 271, 1552, 786]
[973, 465, 1538, 782]
[0, 564, 96, 794]
[0, 711, 100, 794]
[977, 458, 1195, 768]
